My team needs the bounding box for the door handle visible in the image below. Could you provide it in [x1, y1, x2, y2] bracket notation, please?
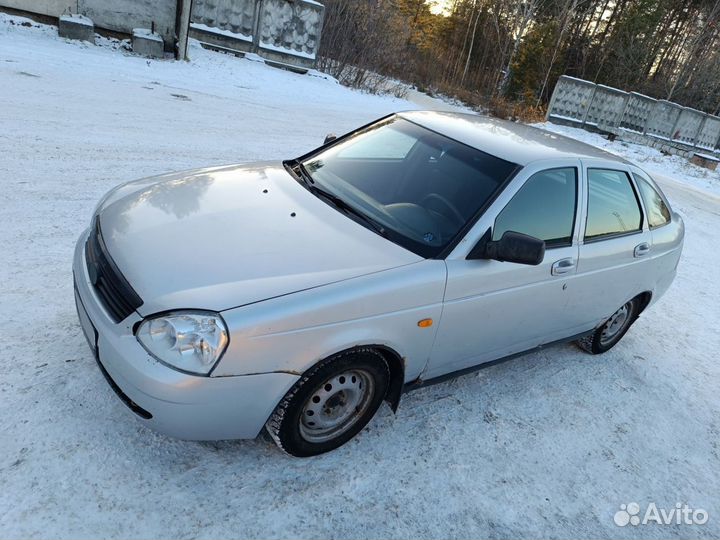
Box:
[634, 242, 651, 258]
[551, 257, 576, 276]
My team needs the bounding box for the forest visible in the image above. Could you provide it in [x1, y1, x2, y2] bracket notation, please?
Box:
[316, 0, 720, 119]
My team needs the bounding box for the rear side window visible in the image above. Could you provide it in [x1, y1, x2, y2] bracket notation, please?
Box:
[493, 167, 577, 247]
[585, 169, 643, 240]
[633, 172, 671, 228]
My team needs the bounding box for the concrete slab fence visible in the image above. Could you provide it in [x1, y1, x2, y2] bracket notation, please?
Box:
[2, 0, 178, 49]
[189, 0, 324, 68]
[547, 75, 720, 158]
[2, 0, 325, 67]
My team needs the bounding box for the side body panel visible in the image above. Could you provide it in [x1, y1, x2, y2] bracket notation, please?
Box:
[215, 261, 448, 382]
[629, 165, 684, 307]
[645, 218, 684, 305]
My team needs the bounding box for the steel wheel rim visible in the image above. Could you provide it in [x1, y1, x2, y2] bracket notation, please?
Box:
[299, 369, 375, 443]
[600, 302, 631, 345]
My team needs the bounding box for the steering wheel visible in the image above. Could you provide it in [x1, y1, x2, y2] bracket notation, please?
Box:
[421, 193, 465, 227]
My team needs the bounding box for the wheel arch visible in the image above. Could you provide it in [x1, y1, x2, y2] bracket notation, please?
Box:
[634, 291, 652, 314]
[301, 344, 405, 413]
[371, 345, 405, 413]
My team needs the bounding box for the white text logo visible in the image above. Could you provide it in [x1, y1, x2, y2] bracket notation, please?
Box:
[614, 502, 708, 526]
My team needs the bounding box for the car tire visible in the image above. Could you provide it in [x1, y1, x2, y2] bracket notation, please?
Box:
[265, 348, 390, 457]
[576, 298, 640, 354]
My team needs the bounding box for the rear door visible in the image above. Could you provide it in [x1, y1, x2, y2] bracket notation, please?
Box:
[571, 159, 653, 329]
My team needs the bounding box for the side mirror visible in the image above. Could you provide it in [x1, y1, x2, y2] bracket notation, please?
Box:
[468, 230, 545, 265]
[324, 133, 337, 145]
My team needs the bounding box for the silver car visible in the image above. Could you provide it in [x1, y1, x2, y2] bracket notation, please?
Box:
[73, 111, 684, 456]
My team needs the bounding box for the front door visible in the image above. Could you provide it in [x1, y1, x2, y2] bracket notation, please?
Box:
[425, 164, 584, 380]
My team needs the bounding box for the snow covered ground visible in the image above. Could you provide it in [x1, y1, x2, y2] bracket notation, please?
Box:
[1, 13, 719, 540]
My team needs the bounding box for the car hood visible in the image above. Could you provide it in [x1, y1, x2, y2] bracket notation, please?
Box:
[98, 163, 421, 315]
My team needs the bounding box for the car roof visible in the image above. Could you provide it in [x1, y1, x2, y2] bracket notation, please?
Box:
[398, 111, 631, 167]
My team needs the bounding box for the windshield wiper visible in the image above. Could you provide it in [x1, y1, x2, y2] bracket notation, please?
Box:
[287, 160, 387, 237]
[313, 185, 387, 237]
[288, 160, 315, 186]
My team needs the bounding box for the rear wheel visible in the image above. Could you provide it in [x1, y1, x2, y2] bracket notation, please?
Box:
[577, 298, 640, 354]
[266, 348, 389, 457]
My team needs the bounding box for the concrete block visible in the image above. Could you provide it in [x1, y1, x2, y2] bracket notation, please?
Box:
[690, 153, 719, 171]
[58, 14, 95, 43]
[132, 28, 164, 58]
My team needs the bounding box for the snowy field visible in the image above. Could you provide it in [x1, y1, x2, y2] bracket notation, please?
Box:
[1, 13, 719, 540]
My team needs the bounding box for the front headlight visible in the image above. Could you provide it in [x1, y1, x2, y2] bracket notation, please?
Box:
[136, 311, 229, 375]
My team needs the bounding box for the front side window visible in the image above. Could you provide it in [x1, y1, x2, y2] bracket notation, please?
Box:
[493, 167, 577, 247]
[298, 117, 518, 257]
[633, 172, 671, 228]
[585, 169, 643, 240]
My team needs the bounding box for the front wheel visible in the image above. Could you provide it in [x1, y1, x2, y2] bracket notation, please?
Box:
[577, 298, 640, 354]
[265, 348, 390, 457]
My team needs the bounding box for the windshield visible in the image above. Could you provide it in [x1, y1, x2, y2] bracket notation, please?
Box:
[298, 117, 518, 258]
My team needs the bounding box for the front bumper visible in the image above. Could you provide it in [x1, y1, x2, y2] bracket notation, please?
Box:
[73, 228, 299, 440]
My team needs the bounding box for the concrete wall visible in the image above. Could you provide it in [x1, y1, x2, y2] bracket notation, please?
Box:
[619, 92, 655, 133]
[645, 100, 681, 140]
[256, 0, 323, 66]
[547, 75, 720, 157]
[2, 0, 178, 47]
[672, 107, 704, 145]
[0, 0, 66, 17]
[79, 0, 177, 45]
[191, 0, 256, 46]
[697, 116, 720, 151]
[190, 0, 324, 68]
[544, 75, 596, 124]
[585, 84, 627, 131]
